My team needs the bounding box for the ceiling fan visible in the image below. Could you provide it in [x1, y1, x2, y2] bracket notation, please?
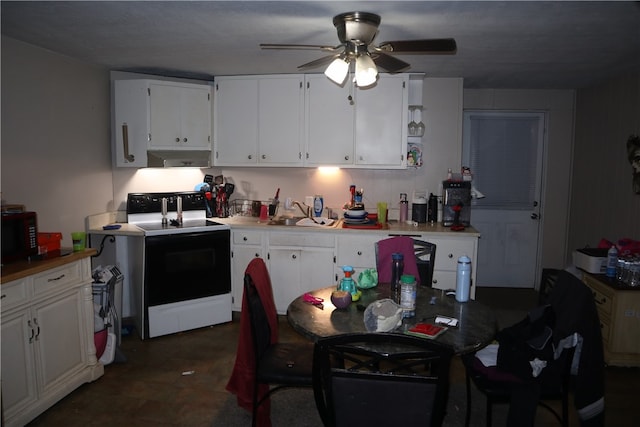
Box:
[260, 11, 457, 87]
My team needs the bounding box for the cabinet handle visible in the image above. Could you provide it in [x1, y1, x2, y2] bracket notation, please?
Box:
[357, 251, 363, 256]
[433, 279, 438, 284]
[448, 254, 453, 259]
[262, 154, 266, 160]
[1, 294, 6, 299]
[344, 155, 350, 161]
[176, 137, 180, 142]
[28, 320, 35, 343]
[33, 318, 40, 341]
[248, 155, 253, 160]
[121, 123, 135, 163]
[291, 254, 297, 259]
[47, 274, 65, 282]
[254, 253, 260, 258]
[183, 138, 188, 143]
[243, 236, 248, 241]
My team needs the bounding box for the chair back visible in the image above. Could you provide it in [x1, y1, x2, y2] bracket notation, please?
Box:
[243, 258, 279, 360]
[414, 239, 437, 287]
[313, 333, 453, 427]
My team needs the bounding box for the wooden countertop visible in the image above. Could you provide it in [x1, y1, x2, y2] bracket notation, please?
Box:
[1, 248, 97, 283]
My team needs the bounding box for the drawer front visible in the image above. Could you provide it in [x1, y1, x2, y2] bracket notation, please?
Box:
[0, 278, 32, 311]
[588, 284, 613, 316]
[269, 232, 334, 248]
[431, 239, 475, 272]
[233, 230, 264, 246]
[33, 261, 83, 296]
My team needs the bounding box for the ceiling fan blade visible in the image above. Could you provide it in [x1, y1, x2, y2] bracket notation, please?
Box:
[376, 38, 457, 54]
[260, 43, 340, 52]
[371, 52, 411, 73]
[297, 53, 341, 70]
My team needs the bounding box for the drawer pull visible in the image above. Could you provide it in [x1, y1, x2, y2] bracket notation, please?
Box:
[243, 236, 248, 241]
[448, 253, 453, 258]
[291, 254, 297, 260]
[254, 253, 260, 258]
[47, 274, 66, 282]
[1, 294, 6, 299]
[357, 251, 362, 256]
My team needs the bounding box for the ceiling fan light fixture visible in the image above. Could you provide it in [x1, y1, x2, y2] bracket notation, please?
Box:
[355, 53, 378, 87]
[324, 57, 349, 85]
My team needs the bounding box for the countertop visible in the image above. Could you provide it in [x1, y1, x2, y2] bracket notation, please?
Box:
[1, 248, 97, 283]
[85, 211, 480, 238]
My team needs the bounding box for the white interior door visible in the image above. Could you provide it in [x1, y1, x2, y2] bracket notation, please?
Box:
[463, 111, 546, 288]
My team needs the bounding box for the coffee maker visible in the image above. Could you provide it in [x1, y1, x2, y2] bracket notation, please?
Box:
[442, 181, 471, 227]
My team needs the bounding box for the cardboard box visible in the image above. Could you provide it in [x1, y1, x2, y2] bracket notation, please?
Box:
[572, 248, 608, 274]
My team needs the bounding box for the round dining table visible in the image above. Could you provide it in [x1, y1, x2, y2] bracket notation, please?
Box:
[287, 284, 498, 355]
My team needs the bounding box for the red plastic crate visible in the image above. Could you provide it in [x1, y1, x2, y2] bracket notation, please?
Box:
[38, 232, 62, 252]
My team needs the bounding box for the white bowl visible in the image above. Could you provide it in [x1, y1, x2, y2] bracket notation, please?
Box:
[345, 209, 367, 218]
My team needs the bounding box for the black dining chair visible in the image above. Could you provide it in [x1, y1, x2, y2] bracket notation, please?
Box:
[414, 239, 437, 287]
[312, 332, 453, 427]
[462, 270, 605, 427]
[234, 258, 314, 427]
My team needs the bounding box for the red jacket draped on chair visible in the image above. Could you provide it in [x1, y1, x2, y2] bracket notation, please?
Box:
[226, 258, 279, 426]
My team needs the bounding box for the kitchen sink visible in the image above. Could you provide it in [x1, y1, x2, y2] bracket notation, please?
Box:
[267, 217, 306, 226]
[267, 217, 339, 227]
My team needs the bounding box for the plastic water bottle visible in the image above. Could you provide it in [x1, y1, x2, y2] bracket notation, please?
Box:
[313, 195, 323, 217]
[390, 253, 404, 303]
[456, 255, 471, 302]
[400, 274, 416, 318]
[606, 245, 618, 278]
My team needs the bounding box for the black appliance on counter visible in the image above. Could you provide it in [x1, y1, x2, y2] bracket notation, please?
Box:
[126, 192, 231, 339]
[442, 181, 472, 227]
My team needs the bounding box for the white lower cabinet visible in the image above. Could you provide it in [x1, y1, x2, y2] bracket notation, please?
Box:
[1, 256, 103, 427]
[230, 229, 266, 311]
[336, 235, 382, 280]
[267, 232, 336, 314]
[420, 234, 478, 297]
[229, 227, 479, 314]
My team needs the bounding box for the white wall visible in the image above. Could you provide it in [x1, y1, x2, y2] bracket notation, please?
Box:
[463, 89, 576, 269]
[1, 36, 113, 243]
[569, 73, 640, 253]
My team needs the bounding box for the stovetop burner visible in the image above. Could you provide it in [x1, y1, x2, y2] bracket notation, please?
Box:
[127, 192, 229, 236]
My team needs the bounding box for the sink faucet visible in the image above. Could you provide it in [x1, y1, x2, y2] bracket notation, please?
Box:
[292, 201, 312, 218]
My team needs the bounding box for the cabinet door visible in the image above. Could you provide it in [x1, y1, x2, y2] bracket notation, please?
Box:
[179, 84, 212, 149]
[268, 247, 335, 314]
[231, 230, 265, 312]
[354, 75, 408, 167]
[1, 310, 38, 419]
[149, 83, 211, 150]
[258, 76, 304, 165]
[113, 80, 150, 167]
[268, 248, 303, 314]
[305, 75, 354, 166]
[336, 234, 381, 274]
[149, 83, 182, 148]
[214, 78, 259, 165]
[32, 290, 86, 395]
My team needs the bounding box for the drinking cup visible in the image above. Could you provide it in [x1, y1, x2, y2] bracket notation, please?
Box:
[377, 202, 388, 223]
[71, 232, 86, 252]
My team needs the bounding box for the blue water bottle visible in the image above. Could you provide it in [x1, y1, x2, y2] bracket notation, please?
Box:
[456, 255, 471, 302]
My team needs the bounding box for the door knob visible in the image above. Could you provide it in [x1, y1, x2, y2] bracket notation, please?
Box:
[531, 213, 539, 219]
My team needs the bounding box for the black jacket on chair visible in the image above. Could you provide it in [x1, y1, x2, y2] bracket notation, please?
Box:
[547, 270, 605, 426]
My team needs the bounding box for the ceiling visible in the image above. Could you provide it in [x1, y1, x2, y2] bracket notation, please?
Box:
[2, 1, 640, 89]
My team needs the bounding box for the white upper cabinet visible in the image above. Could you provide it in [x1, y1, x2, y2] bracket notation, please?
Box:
[112, 79, 212, 168]
[304, 75, 355, 166]
[148, 82, 212, 150]
[214, 77, 259, 165]
[214, 75, 304, 166]
[305, 73, 408, 169]
[354, 74, 408, 167]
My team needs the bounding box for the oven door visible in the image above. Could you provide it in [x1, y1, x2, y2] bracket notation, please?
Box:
[144, 230, 231, 306]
